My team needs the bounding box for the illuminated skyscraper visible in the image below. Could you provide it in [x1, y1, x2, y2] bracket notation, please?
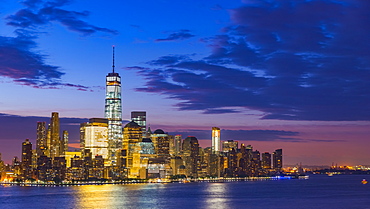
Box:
[211, 127, 221, 153]
[21, 139, 32, 179]
[36, 121, 47, 156]
[131, 111, 146, 134]
[50, 112, 60, 158]
[105, 46, 123, 165]
[174, 135, 182, 155]
[62, 130, 68, 155]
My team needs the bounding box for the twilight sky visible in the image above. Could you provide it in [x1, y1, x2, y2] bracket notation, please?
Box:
[0, 0, 369, 165]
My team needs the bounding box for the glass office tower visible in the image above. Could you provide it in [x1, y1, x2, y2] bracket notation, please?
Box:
[105, 46, 123, 166]
[212, 127, 221, 153]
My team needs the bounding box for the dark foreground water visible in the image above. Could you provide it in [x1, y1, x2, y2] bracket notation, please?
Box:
[1, 175, 370, 209]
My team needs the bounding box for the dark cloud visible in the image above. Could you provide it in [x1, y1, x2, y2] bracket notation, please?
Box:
[146, 55, 190, 66]
[1, 0, 117, 89]
[130, 0, 370, 121]
[0, 34, 89, 90]
[155, 30, 195, 42]
[7, 0, 118, 36]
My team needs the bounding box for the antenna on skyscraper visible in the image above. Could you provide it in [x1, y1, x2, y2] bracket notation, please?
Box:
[112, 45, 115, 73]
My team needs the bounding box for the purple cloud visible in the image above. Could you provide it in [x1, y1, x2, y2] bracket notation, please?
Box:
[130, 0, 370, 121]
[155, 30, 195, 42]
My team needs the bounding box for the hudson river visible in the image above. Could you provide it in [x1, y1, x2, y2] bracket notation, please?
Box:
[1, 175, 369, 209]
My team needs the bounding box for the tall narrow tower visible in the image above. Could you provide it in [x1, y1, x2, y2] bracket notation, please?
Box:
[36, 121, 47, 156]
[50, 112, 60, 158]
[212, 127, 221, 153]
[105, 46, 123, 166]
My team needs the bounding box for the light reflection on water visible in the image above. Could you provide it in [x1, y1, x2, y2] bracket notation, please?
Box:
[1, 176, 370, 209]
[74, 184, 164, 208]
[204, 183, 228, 209]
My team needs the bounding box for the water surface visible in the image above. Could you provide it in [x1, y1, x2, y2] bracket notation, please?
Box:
[1, 175, 369, 209]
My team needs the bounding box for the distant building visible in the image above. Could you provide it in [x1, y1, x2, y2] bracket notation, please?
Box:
[273, 149, 283, 170]
[36, 122, 47, 157]
[21, 139, 32, 179]
[212, 127, 221, 153]
[61, 130, 69, 155]
[174, 135, 182, 155]
[222, 140, 238, 152]
[50, 112, 61, 158]
[182, 136, 199, 178]
[64, 151, 82, 168]
[151, 129, 170, 159]
[131, 111, 147, 134]
[262, 152, 272, 169]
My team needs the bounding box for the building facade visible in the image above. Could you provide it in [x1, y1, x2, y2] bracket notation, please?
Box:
[80, 118, 109, 160]
[105, 47, 123, 165]
[131, 111, 146, 134]
[212, 127, 221, 153]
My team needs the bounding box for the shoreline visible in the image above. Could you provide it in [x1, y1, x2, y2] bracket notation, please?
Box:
[0, 175, 309, 187]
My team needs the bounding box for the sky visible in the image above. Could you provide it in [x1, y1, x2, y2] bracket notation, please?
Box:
[0, 0, 369, 165]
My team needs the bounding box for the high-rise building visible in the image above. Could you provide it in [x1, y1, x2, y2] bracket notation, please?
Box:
[273, 149, 283, 170]
[36, 121, 47, 156]
[50, 112, 60, 158]
[122, 121, 142, 177]
[61, 130, 68, 155]
[21, 139, 33, 179]
[182, 136, 199, 178]
[174, 135, 182, 155]
[151, 129, 170, 159]
[105, 46, 123, 166]
[80, 118, 109, 160]
[262, 152, 272, 169]
[212, 127, 221, 153]
[131, 111, 146, 134]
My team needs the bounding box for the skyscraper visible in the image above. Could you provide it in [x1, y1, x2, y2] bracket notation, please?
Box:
[182, 136, 199, 178]
[105, 46, 123, 166]
[211, 127, 221, 153]
[273, 149, 283, 170]
[62, 130, 68, 155]
[50, 112, 60, 158]
[131, 111, 146, 134]
[262, 152, 272, 169]
[21, 139, 32, 179]
[36, 121, 47, 156]
[174, 135, 182, 155]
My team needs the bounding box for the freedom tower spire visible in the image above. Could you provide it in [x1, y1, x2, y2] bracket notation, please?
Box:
[105, 45, 123, 166]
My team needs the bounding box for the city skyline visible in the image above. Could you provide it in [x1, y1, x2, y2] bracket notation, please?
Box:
[0, 0, 369, 165]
